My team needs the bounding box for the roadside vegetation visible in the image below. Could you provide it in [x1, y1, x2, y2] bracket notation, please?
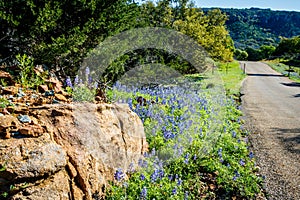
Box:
[105, 63, 263, 199]
[265, 61, 300, 83]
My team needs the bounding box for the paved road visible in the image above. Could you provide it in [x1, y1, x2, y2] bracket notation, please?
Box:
[240, 62, 300, 200]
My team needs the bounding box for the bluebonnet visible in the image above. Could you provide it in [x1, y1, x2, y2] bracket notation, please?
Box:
[85, 67, 90, 76]
[249, 151, 254, 159]
[184, 153, 189, 164]
[127, 163, 135, 173]
[233, 170, 240, 181]
[74, 75, 79, 85]
[184, 191, 189, 200]
[172, 187, 177, 195]
[217, 148, 224, 163]
[239, 159, 245, 166]
[232, 131, 237, 138]
[114, 168, 125, 181]
[65, 76, 73, 88]
[140, 187, 147, 199]
[177, 178, 182, 186]
[140, 173, 145, 181]
[193, 154, 197, 160]
[150, 170, 159, 182]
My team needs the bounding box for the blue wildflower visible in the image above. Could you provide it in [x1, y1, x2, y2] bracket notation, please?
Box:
[74, 75, 79, 85]
[140, 173, 145, 181]
[184, 153, 189, 164]
[172, 187, 177, 195]
[85, 67, 90, 76]
[184, 191, 189, 200]
[150, 170, 159, 182]
[114, 168, 124, 181]
[232, 131, 237, 138]
[177, 178, 182, 186]
[239, 159, 245, 166]
[249, 151, 254, 159]
[140, 187, 147, 199]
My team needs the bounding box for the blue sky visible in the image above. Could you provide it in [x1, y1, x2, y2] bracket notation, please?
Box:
[193, 0, 300, 11]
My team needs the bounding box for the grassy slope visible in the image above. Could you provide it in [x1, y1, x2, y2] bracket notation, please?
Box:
[264, 60, 300, 83]
[217, 61, 246, 95]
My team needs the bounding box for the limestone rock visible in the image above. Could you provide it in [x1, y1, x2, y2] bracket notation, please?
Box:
[0, 103, 148, 199]
[1, 86, 18, 95]
[54, 93, 67, 102]
[19, 124, 44, 137]
[17, 115, 31, 123]
[0, 135, 67, 181]
[0, 115, 20, 138]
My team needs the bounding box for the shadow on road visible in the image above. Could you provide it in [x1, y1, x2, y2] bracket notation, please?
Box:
[273, 128, 300, 154]
[281, 82, 300, 87]
[293, 94, 300, 98]
[247, 73, 284, 77]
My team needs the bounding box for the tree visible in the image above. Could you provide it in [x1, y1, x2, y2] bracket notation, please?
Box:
[234, 49, 248, 60]
[0, 0, 140, 75]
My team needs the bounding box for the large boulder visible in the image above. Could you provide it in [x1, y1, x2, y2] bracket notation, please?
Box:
[0, 103, 147, 199]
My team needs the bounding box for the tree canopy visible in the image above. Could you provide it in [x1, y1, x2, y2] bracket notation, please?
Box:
[1, 0, 234, 79]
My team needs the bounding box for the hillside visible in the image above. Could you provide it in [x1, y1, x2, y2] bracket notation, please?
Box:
[203, 7, 300, 49]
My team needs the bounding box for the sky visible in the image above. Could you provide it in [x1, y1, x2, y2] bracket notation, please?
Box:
[193, 0, 300, 12]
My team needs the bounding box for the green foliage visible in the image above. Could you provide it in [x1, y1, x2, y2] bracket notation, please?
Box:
[106, 85, 262, 199]
[245, 47, 262, 61]
[266, 61, 300, 82]
[217, 61, 246, 95]
[173, 8, 234, 62]
[272, 36, 300, 74]
[15, 54, 46, 88]
[259, 45, 276, 59]
[0, 97, 10, 109]
[72, 85, 96, 102]
[1, 0, 234, 80]
[274, 36, 300, 56]
[1, 0, 141, 74]
[234, 49, 248, 61]
[203, 8, 300, 49]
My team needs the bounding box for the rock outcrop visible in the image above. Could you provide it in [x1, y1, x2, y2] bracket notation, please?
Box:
[0, 103, 147, 199]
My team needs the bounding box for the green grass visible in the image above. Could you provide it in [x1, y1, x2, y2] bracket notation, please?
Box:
[264, 60, 300, 83]
[217, 61, 246, 95]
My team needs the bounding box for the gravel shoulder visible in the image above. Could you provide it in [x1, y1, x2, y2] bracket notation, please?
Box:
[240, 61, 300, 200]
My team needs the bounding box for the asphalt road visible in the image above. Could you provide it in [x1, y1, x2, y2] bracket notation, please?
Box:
[240, 61, 300, 200]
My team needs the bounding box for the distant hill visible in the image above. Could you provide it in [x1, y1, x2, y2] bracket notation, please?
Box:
[202, 7, 300, 49]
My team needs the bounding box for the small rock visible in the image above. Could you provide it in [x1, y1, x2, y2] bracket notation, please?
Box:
[2, 108, 10, 115]
[95, 96, 103, 102]
[52, 99, 60, 104]
[18, 115, 31, 123]
[4, 129, 11, 139]
[19, 124, 44, 137]
[55, 94, 67, 102]
[34, 97, 47, 106]
[7, 105, 28, 114]
[38, 85, 49, 93]
[17, 88, 26, 97]
[46, 77, 63, 93]
[31, 94, 39, 99]
[0, 70, 15, 85]
[45, 90, 54, 97]
[0, 115, 20, 138]
[2, 86, 18, 95]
